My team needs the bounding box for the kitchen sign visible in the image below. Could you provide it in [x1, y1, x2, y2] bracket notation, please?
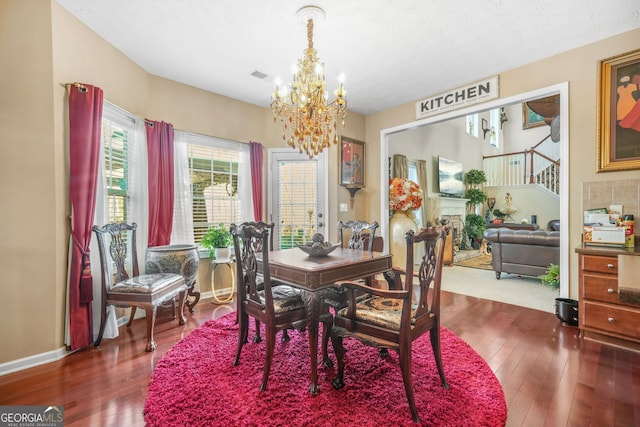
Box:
[415, 76, 499, 120]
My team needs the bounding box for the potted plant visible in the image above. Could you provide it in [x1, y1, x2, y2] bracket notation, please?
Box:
[539, 263, 578, 326]
[464, 169, 487, 215]
[201, 223, 233, 259]
[462, 213, 486, 250]
[539, 263, 560, 290]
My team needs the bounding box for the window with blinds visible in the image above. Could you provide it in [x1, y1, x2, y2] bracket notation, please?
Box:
[101, 118, 129, 224]
[187, 143, 242, 243]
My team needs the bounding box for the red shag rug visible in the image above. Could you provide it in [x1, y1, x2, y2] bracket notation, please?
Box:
[144, 314, 506, 426]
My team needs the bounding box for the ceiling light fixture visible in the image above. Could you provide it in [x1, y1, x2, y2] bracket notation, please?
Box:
[270, 6, 347, 159]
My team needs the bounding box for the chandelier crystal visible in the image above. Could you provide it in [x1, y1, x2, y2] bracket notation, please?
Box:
[271, 7, 347, 159]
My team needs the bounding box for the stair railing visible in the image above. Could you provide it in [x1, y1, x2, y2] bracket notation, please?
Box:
[483, 135, 560, 195]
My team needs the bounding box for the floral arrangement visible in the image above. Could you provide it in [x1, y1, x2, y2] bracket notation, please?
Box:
[389, 178, 423, 212]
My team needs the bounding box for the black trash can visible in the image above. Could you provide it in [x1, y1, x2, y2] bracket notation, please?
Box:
[555, 298, 578, 326]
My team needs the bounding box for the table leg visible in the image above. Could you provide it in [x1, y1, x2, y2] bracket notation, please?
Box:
[300, 290, 322, 396]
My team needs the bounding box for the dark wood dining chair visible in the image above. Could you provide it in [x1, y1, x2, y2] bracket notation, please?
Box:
[323, 220, 380, 306]
[92, 223, 188, 352]
[231, 223, 332, 391]
[321, 220, 383, 357]
[330, 226, 449, 423]
[238, 221, 293, 343]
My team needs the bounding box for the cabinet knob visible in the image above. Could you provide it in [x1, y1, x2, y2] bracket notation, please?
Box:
[607, 288, 615, 294]
[608, 317, 616, 323]
[607, 263, 614, 269]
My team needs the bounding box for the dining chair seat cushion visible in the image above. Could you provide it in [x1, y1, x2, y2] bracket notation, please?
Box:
[256, 285, 305, 313]
[336, 296, 418, 331]
[112, 273, 185, 294]
[256, 276, 289, 290]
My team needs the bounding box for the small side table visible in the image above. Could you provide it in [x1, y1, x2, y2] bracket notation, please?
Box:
[211, 258, 236, 304]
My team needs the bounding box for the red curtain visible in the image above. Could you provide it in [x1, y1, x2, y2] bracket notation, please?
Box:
[68, 83, 103, 350]
[250, 141, 263, 221]
[146, 120, 175, 247]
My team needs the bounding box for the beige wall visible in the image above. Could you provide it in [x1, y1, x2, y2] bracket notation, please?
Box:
[1, 0, 639, 367]
[363, 29, 640, 305]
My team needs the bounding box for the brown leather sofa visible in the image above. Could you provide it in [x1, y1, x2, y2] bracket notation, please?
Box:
[483, 228, 560, 279]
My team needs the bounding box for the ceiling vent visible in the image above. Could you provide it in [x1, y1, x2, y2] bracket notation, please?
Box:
[250, 70, 269, 80]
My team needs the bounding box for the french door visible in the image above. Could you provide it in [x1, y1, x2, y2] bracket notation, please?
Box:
[268, 149, 327, 249]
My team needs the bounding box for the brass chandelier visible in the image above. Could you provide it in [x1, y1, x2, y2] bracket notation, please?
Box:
[271, 6, 347, 159]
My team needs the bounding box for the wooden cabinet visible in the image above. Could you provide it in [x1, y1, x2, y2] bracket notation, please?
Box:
[577, 249, 640, 347]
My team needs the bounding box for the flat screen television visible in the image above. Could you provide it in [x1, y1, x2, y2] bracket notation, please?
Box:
[438, 156, 465, 197]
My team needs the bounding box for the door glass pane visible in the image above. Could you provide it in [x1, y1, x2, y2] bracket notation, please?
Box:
[278, 160, 318, 249]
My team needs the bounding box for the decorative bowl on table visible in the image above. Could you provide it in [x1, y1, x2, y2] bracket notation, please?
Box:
[297, 233, 341, 257]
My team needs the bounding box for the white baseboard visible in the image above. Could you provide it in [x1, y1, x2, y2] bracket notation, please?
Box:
[0, 293, 225, 376]
[0, 347, 69, 376]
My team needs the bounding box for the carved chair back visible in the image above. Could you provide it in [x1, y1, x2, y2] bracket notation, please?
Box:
[338, 220, 380, 253]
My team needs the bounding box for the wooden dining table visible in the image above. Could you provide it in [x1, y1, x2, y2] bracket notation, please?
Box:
[258, 247, 393, 395]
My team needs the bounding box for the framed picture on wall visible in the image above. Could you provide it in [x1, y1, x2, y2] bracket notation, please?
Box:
[597, 49, 640, 172]
[522, 102, 546, 129]
[340, 136, 365, 186]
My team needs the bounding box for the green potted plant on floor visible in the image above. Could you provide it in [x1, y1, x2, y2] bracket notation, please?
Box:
[201, 223, 233, 259]
[462, 213, 486, 250]
[539, 263, 560, 290]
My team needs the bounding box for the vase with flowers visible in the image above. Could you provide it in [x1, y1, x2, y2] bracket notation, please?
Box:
[389, 177, 423, 268]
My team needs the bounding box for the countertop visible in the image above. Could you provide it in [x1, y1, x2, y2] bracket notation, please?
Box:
[575, 243, 640, 256]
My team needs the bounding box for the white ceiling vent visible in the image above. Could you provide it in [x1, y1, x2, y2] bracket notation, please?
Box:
[250, 70, 269, 80]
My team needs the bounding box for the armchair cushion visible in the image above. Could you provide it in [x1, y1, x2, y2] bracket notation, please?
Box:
[337, 296, 418, 331]
[113, 273, 184, 294]
[256, 286, 305, 313]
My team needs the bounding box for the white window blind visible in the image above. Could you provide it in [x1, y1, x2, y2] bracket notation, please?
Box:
[175, 132, 251, 244]
[101, 108, 134, 224]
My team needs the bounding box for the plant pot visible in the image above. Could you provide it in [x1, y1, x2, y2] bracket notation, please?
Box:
[555, 298, 578, 326]
[214, 247, 231, 261]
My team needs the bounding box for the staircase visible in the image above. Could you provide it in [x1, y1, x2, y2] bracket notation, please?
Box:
[483, 135, 559, 196]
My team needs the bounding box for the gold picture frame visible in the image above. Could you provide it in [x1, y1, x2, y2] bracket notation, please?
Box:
[522, 102, 546, 129]
[340, 136, 365, 186]
[597, 49, 640, 172]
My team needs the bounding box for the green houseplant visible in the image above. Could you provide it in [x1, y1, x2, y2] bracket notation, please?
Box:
[464, 169, 487, 215]
[539, 263, 560, 290]
[201, 223, 232, 258]
[462, 213, 486, 250]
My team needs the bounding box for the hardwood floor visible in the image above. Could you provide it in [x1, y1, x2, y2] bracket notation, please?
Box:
[1, 292, 639, 426]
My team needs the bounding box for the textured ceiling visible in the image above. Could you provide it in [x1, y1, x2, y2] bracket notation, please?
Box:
[56, 0, 640, 116]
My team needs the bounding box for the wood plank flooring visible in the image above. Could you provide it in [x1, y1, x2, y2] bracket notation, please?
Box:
[1, 292, 639, 426]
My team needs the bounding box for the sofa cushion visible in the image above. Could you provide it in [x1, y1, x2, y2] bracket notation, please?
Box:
[484, 228, 559, 246]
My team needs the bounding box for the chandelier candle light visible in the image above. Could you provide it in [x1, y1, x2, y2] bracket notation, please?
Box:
[271, 6, 347, 159]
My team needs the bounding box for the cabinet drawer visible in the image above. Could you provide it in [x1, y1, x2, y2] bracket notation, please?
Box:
[583, 301, 640, 339]
[581, 273, 618, 303]
[581, 255, 618, 274]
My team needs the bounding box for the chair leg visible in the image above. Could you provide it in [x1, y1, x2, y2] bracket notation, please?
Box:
[233, 311, 249, 366]
[253, 319, 262, 343]
[430, 325, 450, 389]
[143, 306, 158, 352]
[321, 316, 333, 367]
[398, 343, 420, 423]
[127, 306, 137, 327]
[281, 329, 291, 342]
[176, 290, 187, 325]
[331, 334, 346, 390]
[93, 302, 109, 347]
[260, 321, 276, 392]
